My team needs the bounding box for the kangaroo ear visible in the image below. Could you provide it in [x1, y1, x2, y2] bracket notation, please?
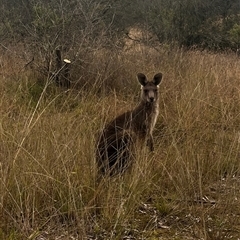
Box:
[137, 73, 147, 86]
[153, 73, 163, 86]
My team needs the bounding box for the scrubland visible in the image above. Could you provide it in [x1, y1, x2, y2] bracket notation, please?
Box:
[0, 45, 240, 239]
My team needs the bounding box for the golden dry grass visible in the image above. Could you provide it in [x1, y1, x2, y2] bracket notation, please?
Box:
[0, 45, 240, 239]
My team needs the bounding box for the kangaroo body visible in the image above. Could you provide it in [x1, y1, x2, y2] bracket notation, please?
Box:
[96, 73, 163, 175]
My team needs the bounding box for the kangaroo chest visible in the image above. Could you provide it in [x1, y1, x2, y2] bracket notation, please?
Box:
[145, 108, 159, 132]
[131, 106, 159, 136]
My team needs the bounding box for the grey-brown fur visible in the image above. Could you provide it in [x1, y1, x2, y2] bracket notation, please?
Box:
[96, 72, 163, 175]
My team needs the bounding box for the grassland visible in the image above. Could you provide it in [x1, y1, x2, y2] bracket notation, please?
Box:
[0, 45, 240, 239]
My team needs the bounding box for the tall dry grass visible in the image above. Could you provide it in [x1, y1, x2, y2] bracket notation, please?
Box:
[0, 45, 240, 239]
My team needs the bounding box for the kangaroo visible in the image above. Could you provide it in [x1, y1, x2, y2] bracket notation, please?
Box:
[96, 72, 163, 176]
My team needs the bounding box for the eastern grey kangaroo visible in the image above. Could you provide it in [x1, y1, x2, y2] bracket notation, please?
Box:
[96, 72, 163, 176]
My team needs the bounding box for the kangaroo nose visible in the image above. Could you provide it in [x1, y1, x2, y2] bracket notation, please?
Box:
[149, 97, 154, 102]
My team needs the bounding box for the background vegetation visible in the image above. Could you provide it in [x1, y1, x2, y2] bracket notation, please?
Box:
[0, 0, 240, 239]
[2, 0, 240, 48]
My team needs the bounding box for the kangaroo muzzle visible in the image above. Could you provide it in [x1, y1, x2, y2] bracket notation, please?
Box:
[148, 91, 155, 102]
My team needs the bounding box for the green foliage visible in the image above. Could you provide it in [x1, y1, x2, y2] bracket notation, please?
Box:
[2, 0, 240, 52]
[229, 23, 240, 46]
[32, 3, 62, 35]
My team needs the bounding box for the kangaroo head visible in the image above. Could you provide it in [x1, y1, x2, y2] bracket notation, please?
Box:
[137, 73, 163, 103]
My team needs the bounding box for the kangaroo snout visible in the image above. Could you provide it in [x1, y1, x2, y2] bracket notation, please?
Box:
[149, 96, 155, 102]
[146, 89, 157, 103]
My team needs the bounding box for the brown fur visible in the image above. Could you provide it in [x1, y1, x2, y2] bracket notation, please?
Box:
[96, 72, 163, 175]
